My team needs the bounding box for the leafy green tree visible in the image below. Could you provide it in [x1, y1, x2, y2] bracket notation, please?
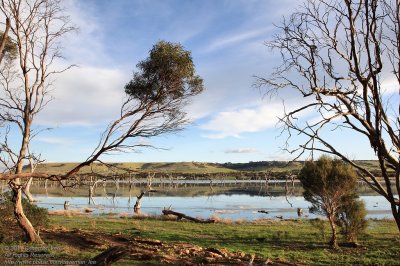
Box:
[125, 40, 203, 105]
[299, 156, 358, 248]
[66, 40, 204, 177]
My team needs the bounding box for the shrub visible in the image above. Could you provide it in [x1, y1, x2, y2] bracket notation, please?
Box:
[299, 156, 358, 248]
[0, 192, 49, 242]
[336, 197, 367, 243]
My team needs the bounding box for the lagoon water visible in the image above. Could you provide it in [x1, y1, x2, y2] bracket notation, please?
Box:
[28, 180, 394, 220]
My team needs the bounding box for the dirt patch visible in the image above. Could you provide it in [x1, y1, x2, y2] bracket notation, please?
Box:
[41, 227, 302, 265]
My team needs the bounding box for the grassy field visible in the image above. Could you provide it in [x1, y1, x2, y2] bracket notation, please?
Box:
[29, 161, 238, 174]
[1, 215, 398, 265]
[27, 160, 384, 175]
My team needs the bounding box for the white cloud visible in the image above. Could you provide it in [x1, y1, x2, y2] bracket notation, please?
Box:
[224, 148, 258, 154]
[200, 103, 283, 139]
[27, 1, 132, 127]
[36, 66, 129, 126]
[381, 77, 399, 94]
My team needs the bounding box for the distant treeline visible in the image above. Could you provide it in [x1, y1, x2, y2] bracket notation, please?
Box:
[75, 171, 297, 181]
[212, 161, 299, 171]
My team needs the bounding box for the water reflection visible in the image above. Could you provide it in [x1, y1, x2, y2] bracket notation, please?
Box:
[26, 180, 394, 221]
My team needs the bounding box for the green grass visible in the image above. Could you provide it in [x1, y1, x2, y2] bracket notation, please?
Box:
[28, 161, 238, 174]
[45, 216, 399, 265]
[28, 160, 388, 176]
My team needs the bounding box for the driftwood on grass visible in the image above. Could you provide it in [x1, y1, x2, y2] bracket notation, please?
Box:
[162, 209, 215, 223]
[84, 245, 130, 266]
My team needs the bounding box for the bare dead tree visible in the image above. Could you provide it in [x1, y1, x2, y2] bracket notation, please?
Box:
[0, 0, 75, 243]
[88, 175, 103, 205]
[134, 190, 145, 213]
[256, 0, 400, 230]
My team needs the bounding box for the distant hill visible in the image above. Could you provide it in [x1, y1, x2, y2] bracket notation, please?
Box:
[27, 161, 236, 174]
[26, 160, 382, 174]
[215, 161, 302, 172]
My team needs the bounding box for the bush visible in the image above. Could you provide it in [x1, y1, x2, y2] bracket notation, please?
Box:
[0, 192, 49, 242]
[299, 156, 358, 248]
[336, 197, 367, 243]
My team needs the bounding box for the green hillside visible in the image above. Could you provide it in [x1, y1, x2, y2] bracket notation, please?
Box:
[27, 160, 383, 175]
[29, 161, 237, 174]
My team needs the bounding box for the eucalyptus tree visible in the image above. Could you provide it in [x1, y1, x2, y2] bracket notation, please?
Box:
[0, 23, 204, 244]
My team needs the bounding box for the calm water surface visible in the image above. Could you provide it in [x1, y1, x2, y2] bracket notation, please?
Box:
[28, 181, 393, 220]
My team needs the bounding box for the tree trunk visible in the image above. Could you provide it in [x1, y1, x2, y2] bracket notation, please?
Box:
[23, 177, 35, 203]
[13, 187, 43, 244]
[328, 215, 338, 249]
[391, 204, 400, 232]
[88, 176, 97, 205]
[12, 119, 41, 243]
[23, 146, 37, 203]
[134, 191, 145, 213]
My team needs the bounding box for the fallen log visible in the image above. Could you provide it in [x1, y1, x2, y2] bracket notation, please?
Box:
[162, 209, 215, 223]
[84, 245, 130, 266]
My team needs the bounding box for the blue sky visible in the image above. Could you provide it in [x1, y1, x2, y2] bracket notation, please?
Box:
[24, 0, 384, 163]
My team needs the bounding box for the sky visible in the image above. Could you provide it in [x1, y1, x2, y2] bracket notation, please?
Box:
[10, 0, 389, 163]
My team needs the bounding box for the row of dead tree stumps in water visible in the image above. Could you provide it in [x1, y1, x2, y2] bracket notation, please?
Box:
[59, 173, 303, 219]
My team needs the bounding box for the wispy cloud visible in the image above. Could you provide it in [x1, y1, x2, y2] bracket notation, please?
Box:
[205, 28, 270, 52]
[61, 0, 109, 66]
[224, 148, 258, 154]
[36, 137, 77, 146]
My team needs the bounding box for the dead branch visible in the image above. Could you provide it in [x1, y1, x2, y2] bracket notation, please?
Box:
[84, 245, 130, 266]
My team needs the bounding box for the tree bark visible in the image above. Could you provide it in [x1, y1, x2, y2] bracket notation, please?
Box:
[23, 146, 37, 203]
[23, 177, 35, 203]
[12, 186, 43, 243]
[328, 214, 338, 249]
[391, 203, 400, 231]
[11, 120, 37, 241]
